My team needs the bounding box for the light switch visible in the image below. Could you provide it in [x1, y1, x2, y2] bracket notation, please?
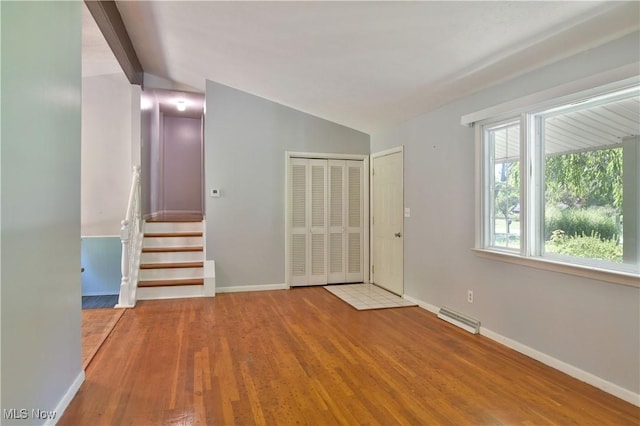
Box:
[209, 188, 221, 198]
[404, 207, 411, 218]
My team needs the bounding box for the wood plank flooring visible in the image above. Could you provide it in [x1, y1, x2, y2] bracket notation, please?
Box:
[61, 287, 640, 425]
[81, 308, 125, 370]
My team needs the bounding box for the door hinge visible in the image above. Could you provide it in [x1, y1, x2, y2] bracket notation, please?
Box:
[372, 216, 375, 225]
[372, 168, 375, 176]
[372, 265, 374, 274]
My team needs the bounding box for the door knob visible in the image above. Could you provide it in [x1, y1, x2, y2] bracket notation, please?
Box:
[394, 232, 402, 238]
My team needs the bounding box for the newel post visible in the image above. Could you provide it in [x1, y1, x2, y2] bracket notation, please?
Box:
[119, 219, 131, 307]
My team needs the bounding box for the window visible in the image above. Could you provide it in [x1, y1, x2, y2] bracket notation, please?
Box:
[485, 121, 521, 251]
[477, 84, 639, 281]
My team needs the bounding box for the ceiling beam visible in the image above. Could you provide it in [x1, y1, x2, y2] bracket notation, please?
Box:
[85, 0, 143, 86]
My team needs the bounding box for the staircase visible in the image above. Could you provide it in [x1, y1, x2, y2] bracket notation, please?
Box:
[137, 219, 208, 300]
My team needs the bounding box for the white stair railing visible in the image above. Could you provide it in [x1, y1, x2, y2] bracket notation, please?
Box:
[117, 165, 142, 308]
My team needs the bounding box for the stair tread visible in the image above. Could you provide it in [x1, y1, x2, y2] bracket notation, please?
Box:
[138, 278, 204, 287]
[145, 219, 202, 223]
[142, 246, 203, 253]
[144, 232, 203, 238]
[140, 262, 204, 269]
[145, 216, 202, 223]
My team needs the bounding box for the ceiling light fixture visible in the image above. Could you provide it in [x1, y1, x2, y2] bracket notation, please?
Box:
[176, 100, 186, 111]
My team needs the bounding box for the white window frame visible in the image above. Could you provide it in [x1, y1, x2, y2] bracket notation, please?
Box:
[481, 119, 522, 254]
[472, 77, 640, 288]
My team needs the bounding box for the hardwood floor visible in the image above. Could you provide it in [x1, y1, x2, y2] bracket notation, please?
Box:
[81, 308, 125, 370]
[61, 287, 639, 425]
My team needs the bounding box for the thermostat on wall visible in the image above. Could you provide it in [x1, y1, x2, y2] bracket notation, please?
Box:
[209, 188, 221, 198]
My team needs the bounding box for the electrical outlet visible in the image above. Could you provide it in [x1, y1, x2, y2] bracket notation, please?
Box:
[467, 290, 473, 303]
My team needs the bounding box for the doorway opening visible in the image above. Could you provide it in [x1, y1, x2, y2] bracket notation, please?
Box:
[141, 89, 205, 221]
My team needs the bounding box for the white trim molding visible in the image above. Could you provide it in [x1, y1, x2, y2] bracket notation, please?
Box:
[202, 218, 216, 297]
[473, 249, 639, 288]
[287, 151, 369, 161]
[480, 328, 640, 407]
[47, 370, 85, 426]
[204, 259, 216, 297]
[461, 63, 640, 127]
[406, 293, 640, 407]
[370, 145, 404, 160]
[215, 283, 289, 293]
[137, 284, 206, 300]
[403, 294, 439, 314]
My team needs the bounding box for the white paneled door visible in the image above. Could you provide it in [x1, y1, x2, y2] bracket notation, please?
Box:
[372, 150, 403, 295]
[290, 158, 363, 286]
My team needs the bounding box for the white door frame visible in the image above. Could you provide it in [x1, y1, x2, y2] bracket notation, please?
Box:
[370, 146, 404, 293]
[285, 151, 370, 288]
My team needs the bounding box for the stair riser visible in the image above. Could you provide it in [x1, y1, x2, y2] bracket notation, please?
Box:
[139, 267, 204, 281]
[143, 236, 203, 248]
[138, 285, 205, 300]
[141, 251, 203, 264]
[144, 221, 203, 234]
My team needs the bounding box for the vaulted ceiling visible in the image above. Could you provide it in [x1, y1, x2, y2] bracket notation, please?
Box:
[85, 1, 639, 134]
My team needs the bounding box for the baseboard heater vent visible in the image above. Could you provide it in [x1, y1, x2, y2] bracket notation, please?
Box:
[437, 306, 481, 334]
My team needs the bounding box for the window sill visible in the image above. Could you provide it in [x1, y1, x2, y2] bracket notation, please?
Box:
[472, 248, 639, 288]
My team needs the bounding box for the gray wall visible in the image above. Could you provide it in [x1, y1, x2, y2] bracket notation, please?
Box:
[1, 1, 83, 423]
[81, 73, 132, 236]
[205, 81, 369, 288]
[371, 32, 640, 395]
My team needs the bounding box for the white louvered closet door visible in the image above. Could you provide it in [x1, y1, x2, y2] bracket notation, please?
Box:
[345, 161, 364, 282]
[327, 160, 364, 283]
[290, 158, 361, 286]
[290, 158, 309, 286]
[308, 159, 328, 285]
[328, 161, 346, 283]
[290, 158, 327, 286]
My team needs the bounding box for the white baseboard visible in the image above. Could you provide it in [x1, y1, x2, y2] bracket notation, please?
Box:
[480, 327, 640, 407]
[215, 283, 288, 293]
[403, 294, 439, 314]
[82, 292, 119, 297]
[405, 293, 640, 407]
[46, 370, 85, 426]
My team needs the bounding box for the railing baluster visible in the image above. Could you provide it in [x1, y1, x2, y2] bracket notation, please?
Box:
[118, 165, 142, 308]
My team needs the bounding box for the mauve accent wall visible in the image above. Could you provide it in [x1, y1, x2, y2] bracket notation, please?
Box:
[162, 115, 203, 214]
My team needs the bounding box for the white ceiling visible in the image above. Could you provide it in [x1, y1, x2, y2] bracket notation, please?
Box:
[106, 1, 639, 134]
